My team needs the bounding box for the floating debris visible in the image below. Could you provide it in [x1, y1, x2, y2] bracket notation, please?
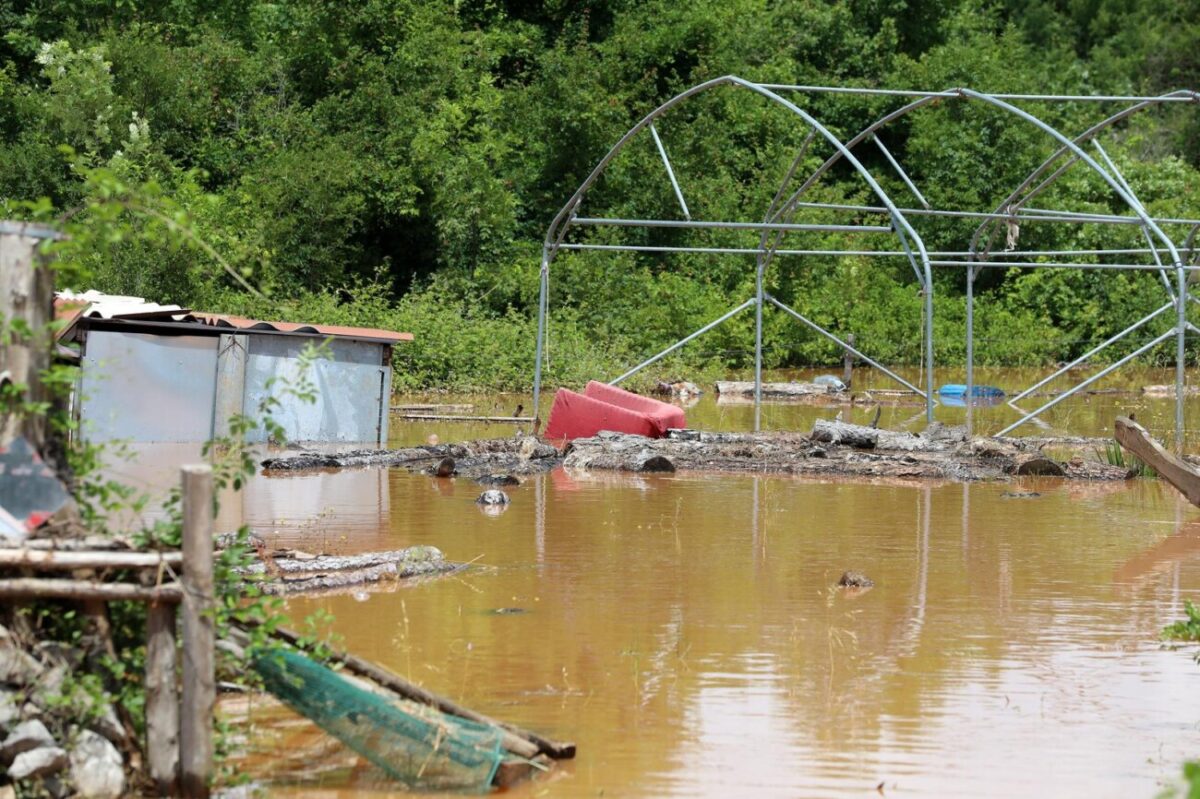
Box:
[837, 571, 875, 589]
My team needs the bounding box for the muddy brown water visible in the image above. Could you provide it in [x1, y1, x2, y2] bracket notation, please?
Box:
[113, 367, 1200, 796]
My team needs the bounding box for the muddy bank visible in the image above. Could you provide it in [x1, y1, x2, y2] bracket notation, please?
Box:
[261, 421, 1130, 483]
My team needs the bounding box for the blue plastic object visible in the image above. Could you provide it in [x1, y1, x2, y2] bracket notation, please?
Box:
[938, 384, 1005, 398]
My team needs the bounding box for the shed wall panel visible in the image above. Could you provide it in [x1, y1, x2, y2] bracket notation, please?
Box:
[80, 331, 218, 442]
[243, 337, 387, 444]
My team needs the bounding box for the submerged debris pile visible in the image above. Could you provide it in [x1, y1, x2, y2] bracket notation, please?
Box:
[262, 422, 1129, 485]
[262, 437, 561, 482]
[562, 421, 1130, 481]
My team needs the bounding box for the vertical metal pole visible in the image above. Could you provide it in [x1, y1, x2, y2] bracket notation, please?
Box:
[754, 259, 764, 432]
[966, 266, 975, 434]
[180, 464, 214, 799]
[842, 333, 855, 388]
[1177, 264, 1187, 452]
[925, 284, 935, 423]
[532, 250, 549, 431]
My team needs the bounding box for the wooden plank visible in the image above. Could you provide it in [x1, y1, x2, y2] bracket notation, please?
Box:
[1115, 416, 1200, 506]
[0, 578, 182, 602]
[145, 603, 180, 795]
[0, 549, 183, 570]
[180, 465, 215, 799]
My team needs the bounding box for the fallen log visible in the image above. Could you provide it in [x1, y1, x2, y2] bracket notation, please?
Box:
[716, 380, 838, 398]
[1141, 385, 1200, 397]
[811, 418, 930, 451]
[1115, 416, 1200, 505]
[238, 546, 445, 576]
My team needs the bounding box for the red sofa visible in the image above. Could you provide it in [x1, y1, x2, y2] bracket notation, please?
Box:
[543, 382, 686, 444]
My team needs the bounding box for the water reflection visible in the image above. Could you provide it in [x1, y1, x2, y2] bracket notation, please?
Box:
[222, 465, 1200, 797]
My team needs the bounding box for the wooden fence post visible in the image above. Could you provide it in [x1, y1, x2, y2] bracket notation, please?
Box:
[0, 222, 57, 454]
[146, 602, 179, 796]
[180, 465, 214, 799]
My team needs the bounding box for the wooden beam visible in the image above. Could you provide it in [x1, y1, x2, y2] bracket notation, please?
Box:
[396, 414, 534, 423]
[0, 549, 183, 570]
[1115, 416, 1200, 506]
[180, 465, 215, 799]
[0, 578, 182, 602]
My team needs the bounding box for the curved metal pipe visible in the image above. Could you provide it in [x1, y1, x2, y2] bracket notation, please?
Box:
[536, 75, 937, 423]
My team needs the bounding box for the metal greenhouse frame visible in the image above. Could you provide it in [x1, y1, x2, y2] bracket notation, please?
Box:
[531, 76, 1200, 446]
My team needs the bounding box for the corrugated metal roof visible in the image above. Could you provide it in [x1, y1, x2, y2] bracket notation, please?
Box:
[191, 313, 412, 343]
[54, 291, 412, 344]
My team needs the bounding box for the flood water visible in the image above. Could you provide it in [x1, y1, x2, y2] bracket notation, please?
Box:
[208, 366, 1200, 798]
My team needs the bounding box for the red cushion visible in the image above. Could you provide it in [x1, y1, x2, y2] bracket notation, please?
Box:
[543, 389, 658, 444]
[583, 381, 686, 434]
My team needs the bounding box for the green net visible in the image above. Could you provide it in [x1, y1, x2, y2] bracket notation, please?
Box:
[254, 648, 506, 792]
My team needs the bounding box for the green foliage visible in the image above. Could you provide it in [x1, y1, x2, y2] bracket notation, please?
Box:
[3, 0, 1200, 389]
[1096, 440, 1157, 478]
[1163, 599, 1200, 643]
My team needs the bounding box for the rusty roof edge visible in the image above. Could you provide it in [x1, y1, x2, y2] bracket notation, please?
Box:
[74, 316, 413, 345]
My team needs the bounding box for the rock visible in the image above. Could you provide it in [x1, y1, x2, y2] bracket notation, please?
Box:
[476, 489, 510, 506]
[518, 437, 557, 460]
[88, 703, 125, 747]
[478, 474, 520, 486]
[402, 545, 444, 563]
[2, 719, 55, 763]
[0, 690, 19, 732]
[0, 627, 45, 686]
[433, 457, 456, 477]
[42, 775, 71, 799]
[8, 745, 67, 780]
[837, 571, 875, 589]
[68, 729, 125, 799]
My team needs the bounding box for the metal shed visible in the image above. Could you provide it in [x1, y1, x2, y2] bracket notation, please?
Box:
[57, 292, 411, 445]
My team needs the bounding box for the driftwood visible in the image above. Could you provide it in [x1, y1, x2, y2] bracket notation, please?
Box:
[716, 381, 838, 398]
[261, 438, 562, 480]
[238, 546, 459, 595]
[1115, 416, 1200, 505]
[1141, 385, 1200, 397]
[0, 549, 183, 570]
[253, 623, 576, 761]
[0, 578, 182, 603]
[811, 419, 930, 451]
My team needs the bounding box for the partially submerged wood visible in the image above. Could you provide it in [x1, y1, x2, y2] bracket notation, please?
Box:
[564, 426, 1131, 483]
[1115, 416, 1200, 505]
[716, 380, 839, 398]
[811, 419, 929, 451]
[1142, 385, 1200, 397]
[237, 546, 459, 595]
